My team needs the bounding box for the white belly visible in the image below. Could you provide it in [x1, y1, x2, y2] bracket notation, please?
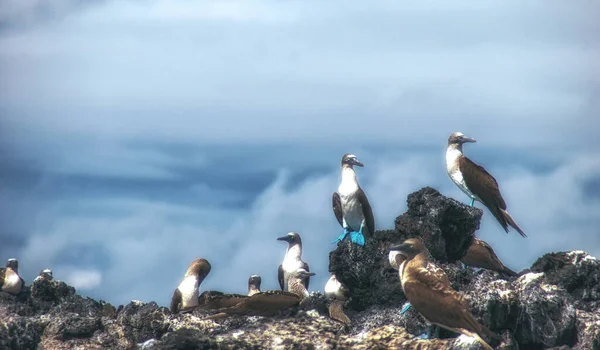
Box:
[282, 258, 303, 291]
[178, 276, 199, 308]
[446, 148, 478, 201]
[340, 194, 364, 231]
[2, 272, 23, 294]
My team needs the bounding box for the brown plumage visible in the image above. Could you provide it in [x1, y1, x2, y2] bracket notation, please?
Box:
[447, 132, 526, 238]
[0, 258, 24, 295]
[391, 238, 496, 350]
[461, 238, 518, 277]
[170, 258, 212, 314]
[324, 273, 351, 326]
[196, 291, 248, 310]
[247, 275, 262, 296]
[202, 290, 303, 319]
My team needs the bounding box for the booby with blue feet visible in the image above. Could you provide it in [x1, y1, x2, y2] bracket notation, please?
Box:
[390, 238, 496, 350]
[332, 153, 375, 246]
[0, 258, 25, 295]
[446, 132, 526, 237]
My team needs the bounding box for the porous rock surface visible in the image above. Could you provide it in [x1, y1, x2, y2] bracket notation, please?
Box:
[1, 187, 599, 349]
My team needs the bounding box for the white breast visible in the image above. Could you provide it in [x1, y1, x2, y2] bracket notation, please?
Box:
[324, 276, 341, 298]
[446, 148, 476, 199]
[177, 275, 199, 308]
[2, 270, 23, 294]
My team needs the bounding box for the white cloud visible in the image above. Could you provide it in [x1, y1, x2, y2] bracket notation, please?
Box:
[62, 268, 102, 290]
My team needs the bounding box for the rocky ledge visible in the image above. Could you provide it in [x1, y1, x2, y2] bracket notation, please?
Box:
[1, 187, 599, 350]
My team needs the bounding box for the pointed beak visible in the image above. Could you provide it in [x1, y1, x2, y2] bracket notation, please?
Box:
[353, 159, 364, 167]
[389, 243, 409, 253]
[277, 235, 290, 242]
[306, 272, 316, 277]
[461, 137, 476, 143]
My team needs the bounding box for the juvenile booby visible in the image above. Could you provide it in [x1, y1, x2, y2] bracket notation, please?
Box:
[201, 290, 304, 319]
[324, 273, 351, 326]
[461, 238, 518, 277]
[390, 238, 496, 350]
[446, 132, 526, 237]
[248, 275, 262, 296]
[197, 290, 248, 310]
[277, 232, 310, 292]
[170, 258, 211, 314]
[34, 269, 54, 282]
[0, 258, 25, 295]
[388, 248, 412, 314]
[287, 267, 315, 300]
[332, 153, 375, 246]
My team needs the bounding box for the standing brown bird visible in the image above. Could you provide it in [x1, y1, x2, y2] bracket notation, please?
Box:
[390, 238, 496, 350]
[446, 132, 526, 237]
[461, 238, 518, 277]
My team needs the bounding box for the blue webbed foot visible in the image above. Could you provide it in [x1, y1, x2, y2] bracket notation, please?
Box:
[331, 228, 351, 244]
[400, 302, 412, 315]
[469, 198, 475, 206]
[349, 231, 365, 246]
[417, 325, 439, 339]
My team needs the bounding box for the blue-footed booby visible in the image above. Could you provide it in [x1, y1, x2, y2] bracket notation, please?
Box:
[170, 258, 211, 314]
[34, 269, 54, 282]
[446, 132, 526, 237]
[461, 238, 518, 277]
[324, 273, 351, 326]
[332, 153, 375, 246]
[248, 275, 262, 296]
[277, 232, 310, 291]
[0, 258, 25, 295]
[389, 238, 496, 350]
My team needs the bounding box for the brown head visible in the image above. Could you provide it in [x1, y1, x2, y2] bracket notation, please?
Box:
[248, 274, 262, 290]
[185, 258, 211, 280]
[341, 153, 364, 168]
[388, 238, 428, 261]
[447, 132, 477, 148]
[276, 232, 303, 247]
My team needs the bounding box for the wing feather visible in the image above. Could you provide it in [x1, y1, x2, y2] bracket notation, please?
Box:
[302, 261, 310, 290]
[332, 192, 343, 227]
[357, 187, 375, 236]
[170, 288, 182, 313]
[277, 264, 285, 291]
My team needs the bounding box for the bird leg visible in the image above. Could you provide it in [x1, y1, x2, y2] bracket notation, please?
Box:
[417, 325, 439, 339]
[331, 226, 351, 244]
[469, 197, 475, 206]
[349, 222, 365, 246]
[400, 302, 412, 315]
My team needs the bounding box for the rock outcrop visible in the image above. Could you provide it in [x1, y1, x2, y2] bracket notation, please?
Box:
[1, 187, 599, 349]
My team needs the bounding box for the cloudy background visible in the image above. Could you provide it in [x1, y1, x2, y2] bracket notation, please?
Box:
[0, 0, 599, 307]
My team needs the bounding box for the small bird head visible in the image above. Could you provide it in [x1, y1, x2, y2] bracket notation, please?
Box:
[276, 232, 302, 245]
[290, 268, 315, 279]
[388, 250, 406, 271]
[248, 274, 262, 288]
[448, 132, 477, 146]
[389, 238, 426, 260]
[6, 258, 18, 270]
[185, 258, 212, 280]
[341, 153, 364, 168]
[40, 269, 54, 280]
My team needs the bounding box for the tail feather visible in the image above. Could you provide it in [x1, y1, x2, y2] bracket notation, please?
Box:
[501, 209, 527, 237]
[328, 301, 351, 326]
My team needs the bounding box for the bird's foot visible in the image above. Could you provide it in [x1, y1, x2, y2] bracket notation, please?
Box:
[469, 198, 475, 206]
[400, 302, 412, 315]
[349, 231, 365, 246]
[417, 325, 439, 339]
[331, 228, 351, 244]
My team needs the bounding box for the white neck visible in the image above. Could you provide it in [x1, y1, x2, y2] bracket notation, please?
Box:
[285, 243, 302, 260]
[339, 167, 358, 194]
[446, 145, 463, 171]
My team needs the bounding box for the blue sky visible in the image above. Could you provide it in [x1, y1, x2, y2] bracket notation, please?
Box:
[0, 0, 599, 307]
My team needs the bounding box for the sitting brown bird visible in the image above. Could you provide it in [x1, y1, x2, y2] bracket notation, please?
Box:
[390, 238, 496, 350]
[324, 273, 351, 326]
[461, 237, 518, 277]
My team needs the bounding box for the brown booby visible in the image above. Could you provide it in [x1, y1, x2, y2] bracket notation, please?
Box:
[34, 268, 54, 282]
[332, 153, 375, 246]
[196, 290, 249, 310]
[461, 238, 518, 277]
[446, 132, 526, 237]
[170, 258, 211, 314]
[324, 273, 351, 326]
[277, 232, 310, 291]
[202, 268, 315, 320]
[0, 258, 25, 295]
[248, 274, 262, 296]
[390, 238, 496, 350]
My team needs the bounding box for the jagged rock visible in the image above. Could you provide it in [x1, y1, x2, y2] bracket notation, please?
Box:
[1, 187, 598, 349]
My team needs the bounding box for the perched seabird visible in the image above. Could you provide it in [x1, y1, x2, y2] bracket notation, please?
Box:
[0, 258, 25, 295]
[390, 238, 496, 350]
[461, 238, 518, 277]
[277, 232, 310, 292]
[324, 273, 351, 326]
[446, 132, 526, 237]
[196, 290, 249, 310]
[170, 258, 211, 314]
[203, 268, 315, 320]
[248, 275, 262, 296]
[388, 248, 412, 314]
[34, 268, 54, 282]
[332, 153, 375, 246]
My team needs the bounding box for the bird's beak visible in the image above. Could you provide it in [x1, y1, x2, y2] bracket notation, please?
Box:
[389, 243, 409, 253]
[306, 272, 316, 276]
[277, 235, 290, 242]
[461, 137, 477, 143]
[353, 159, 364, 167]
